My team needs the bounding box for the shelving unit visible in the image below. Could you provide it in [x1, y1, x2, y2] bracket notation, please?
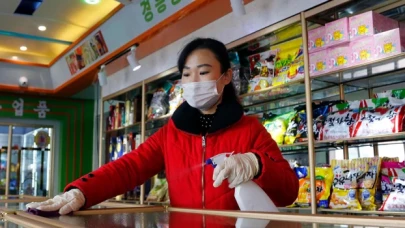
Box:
[100, 0, 405, 219]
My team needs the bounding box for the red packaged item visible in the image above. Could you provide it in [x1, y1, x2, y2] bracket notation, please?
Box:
[351, 106, 405, 137]
[381, 159, 403, 202]
[319, 110, 358, 140]
[380, 178, 405, 211]
[381, 161, 405, 179]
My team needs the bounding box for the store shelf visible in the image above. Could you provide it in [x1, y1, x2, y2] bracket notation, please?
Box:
[105, 122, 141, 134]
[277, 132, 405, 153]
[239, 79, 304, 107]
[240, 79, 342, 108]
[318, 208, 405, 217]
[280, 207, 405, 217]
[146, 114, 172, 123]
[313, 53, 405, 89]
[279, 142, 309, 153]
[318, 132, 405, 146]
[145, 114, 172, 132]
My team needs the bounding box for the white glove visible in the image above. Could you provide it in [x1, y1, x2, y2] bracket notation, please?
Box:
[213, 152, 259, 188]
[26, 189, 85, 215]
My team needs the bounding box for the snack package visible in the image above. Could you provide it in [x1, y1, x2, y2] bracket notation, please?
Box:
[290, 106, 329, 142]
[168, 80, 184, 114]
[380, 178, 405, 211]
[292, 166, 333, 208]
[358, 157, 382, 211]
[319, 110, 358, 140]
[229, 51, 240, 68]
[293, 110, 307, 143]
[388, 97, 405, 108]
[147, 82, 172, 120]
[329, 98, 389, 113]
[273, 38, 304, 83]
[378, 157, 399, 203]
[330, 159, 362, 210]
[146, 178, 168, 202]
[247, 77, 272, 93]
[381, 161, 405, 178]
[382, 176, 396, 202]
[277, 49, 304, 82]
[375, 89, 405, 99]
[248, 50, 278, 79]
[263, 112, 295, 145]
[284, 111, 301, 144]
[351, 106, 405, 137]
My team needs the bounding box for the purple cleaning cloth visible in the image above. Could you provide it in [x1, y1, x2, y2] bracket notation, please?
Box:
[26, 208, 61, 217]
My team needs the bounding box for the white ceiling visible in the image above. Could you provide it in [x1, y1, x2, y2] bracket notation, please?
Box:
[0, 0, 121, 65]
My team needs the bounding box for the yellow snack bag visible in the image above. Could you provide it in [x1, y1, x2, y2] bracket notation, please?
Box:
[296, 177, 311, 206]
[292, 166, 333, 208]
[358, 157, 382, 211]
[263, 112, 295, 145]
[315, 166, 333, 208]
[329, 159, 362, 210]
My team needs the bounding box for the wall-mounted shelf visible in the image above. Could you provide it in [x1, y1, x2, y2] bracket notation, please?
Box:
[105, 122, 141, 134]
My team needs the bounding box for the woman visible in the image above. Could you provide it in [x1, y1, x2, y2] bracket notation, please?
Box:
[27, 38, 298, 215]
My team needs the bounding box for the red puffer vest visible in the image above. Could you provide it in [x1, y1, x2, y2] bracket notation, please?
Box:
[66, 99, 298, 211]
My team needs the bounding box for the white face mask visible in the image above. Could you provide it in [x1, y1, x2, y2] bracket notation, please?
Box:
[182, 74, 225, 111]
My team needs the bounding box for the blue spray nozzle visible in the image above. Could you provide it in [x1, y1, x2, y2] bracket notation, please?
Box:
[205, 153, 233, 169]
[205, 158, 216, 168]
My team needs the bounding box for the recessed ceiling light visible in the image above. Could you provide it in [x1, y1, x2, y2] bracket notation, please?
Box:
[12, 56, 18, 60]
[20, 46, 27, 51]
[85, 0, 100, 4]
[38, 25, 46, 31]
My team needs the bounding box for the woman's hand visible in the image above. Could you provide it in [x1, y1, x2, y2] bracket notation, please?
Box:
[213, 152, 259, 188]
[26, 189, 85, 215]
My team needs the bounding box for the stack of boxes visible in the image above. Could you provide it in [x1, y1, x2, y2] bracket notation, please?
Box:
[309, 11, 404, 77]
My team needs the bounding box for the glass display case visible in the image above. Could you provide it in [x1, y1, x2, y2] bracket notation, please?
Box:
[99, 0, 405, 222]
[101, 83, 143, 202]
[0, 124, 53, 198]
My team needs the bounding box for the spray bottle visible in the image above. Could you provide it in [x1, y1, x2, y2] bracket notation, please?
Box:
[206, 153, 278, 227]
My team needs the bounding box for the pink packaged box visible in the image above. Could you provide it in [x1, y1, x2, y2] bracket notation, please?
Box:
[325, 17, 349, 48]
[351, 36, 375, 66]
[349, 11, 398, 41]
[308, 26, 326, 53]
[310, 49, 328, 77]
[328, 43, 351, 71]
[374, 28, 405, 59]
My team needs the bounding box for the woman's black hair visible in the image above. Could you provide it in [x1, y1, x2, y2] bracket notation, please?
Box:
[177, 38, 239, 103]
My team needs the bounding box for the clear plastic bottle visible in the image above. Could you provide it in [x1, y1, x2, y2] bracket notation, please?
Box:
[206, 153, 278, 212]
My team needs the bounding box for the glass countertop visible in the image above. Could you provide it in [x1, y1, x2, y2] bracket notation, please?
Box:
[42, 210, 404, 228]
[0, 220, 21, 228]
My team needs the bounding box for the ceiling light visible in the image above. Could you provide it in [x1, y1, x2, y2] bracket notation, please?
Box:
[38, 25, 46, 31]
[126, 44, 141, 72]
[230, 0, 246, 16]
[12, 56, 18, 60]
[98, 65, 107, 86]
[85, 0, 100, 4]
[20, 46, 27, 51]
